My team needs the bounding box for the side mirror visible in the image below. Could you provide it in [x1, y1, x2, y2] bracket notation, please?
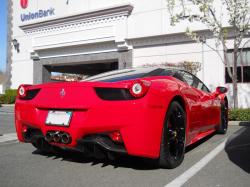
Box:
[213, 86, 227, 97]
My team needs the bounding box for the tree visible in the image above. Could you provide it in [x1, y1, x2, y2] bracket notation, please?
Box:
[166, 0, 250, 108]
[0, 70, 5, 84]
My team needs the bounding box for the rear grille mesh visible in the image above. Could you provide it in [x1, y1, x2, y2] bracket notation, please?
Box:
[95, 88, 134, 101]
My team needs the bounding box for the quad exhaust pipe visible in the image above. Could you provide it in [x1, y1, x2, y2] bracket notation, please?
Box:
[45, 131, 71, 144]
[61, 133, 71, 144]
[45, 132, 54, 142]
[53, 131, 61, 143]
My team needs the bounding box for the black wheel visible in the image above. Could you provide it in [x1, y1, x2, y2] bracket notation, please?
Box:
[217, 103, 228, 134]
[158, 101, 186, 169]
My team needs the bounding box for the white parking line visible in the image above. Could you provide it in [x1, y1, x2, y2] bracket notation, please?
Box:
[164, 138, 227, 187]
[0, 133, 18, 143]
[0, 112, 14, 115]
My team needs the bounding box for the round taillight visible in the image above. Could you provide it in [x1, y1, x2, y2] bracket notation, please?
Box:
[18, 85, 27, 98]
[129, 80, 151, 98]
[132, 83, 143, 95]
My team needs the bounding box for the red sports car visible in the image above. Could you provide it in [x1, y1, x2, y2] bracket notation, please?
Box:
[15, 67, 228, 168]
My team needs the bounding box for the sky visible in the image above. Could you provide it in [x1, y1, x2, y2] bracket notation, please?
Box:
[0, 0, 7, 72]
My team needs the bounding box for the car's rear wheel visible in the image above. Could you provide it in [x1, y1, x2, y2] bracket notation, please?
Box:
[217, 103, 228, 134]
[158, 101, 186, 169]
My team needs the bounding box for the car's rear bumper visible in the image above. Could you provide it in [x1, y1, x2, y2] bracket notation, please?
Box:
[15, 96, 167, 158]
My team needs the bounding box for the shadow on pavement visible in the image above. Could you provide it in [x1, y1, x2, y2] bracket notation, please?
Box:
[31, 132, 217, 170]
[32, 148, 159, 170]
[225, 122, 250, 173]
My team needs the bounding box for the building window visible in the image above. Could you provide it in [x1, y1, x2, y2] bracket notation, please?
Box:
[225, 48, 250, 83]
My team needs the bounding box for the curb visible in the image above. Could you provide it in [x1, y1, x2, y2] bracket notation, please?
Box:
[0, 111, 14, 114]
[229, 121, 240, 126]
[229, 121, 250, 126]
[0, 104, 15, 107]
[0, 133, 18, 143]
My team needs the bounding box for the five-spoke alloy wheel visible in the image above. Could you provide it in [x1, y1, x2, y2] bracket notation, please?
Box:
[158, 101, 186, 169]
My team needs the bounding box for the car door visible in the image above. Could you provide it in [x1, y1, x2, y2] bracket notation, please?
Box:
[201, 83, 221, 127]
[194, 79, 215, 131]
[177, 71, 204, 136]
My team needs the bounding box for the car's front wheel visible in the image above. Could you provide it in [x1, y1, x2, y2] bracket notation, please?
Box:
[158, 101, 186, 169]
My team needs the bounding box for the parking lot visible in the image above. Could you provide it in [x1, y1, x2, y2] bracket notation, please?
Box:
[0, 106, 250, 187]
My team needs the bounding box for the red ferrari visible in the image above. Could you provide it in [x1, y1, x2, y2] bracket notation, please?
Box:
[15, 67, 228, 168]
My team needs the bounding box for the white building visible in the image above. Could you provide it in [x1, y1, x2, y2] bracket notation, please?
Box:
[0, 84, 3, 94]
[8, 0, 250, 108]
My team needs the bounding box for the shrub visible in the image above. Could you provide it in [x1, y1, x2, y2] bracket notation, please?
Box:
[0, 89, 17, 104]
[229, 108, 250, 121]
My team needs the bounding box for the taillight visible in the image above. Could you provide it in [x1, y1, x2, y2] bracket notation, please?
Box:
[129, 80, 151, 98]
[18, 85, 27, 98]
[17, 84, 31, 98]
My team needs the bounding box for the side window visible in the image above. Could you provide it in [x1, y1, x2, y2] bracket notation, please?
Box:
[180, 71, 200, 88]
[194, 78, 211, 93]
[182, 72, 194, 86]
[173, 72, 185, 82]
[177, 71, 210, 92]
[202, 85, 210, 93]
[196, 80, 209, 93]
[197, 81, 203, 90]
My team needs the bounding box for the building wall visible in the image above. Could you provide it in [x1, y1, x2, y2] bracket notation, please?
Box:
[10, 0, 250, 108]
[0, 84, 3, 94]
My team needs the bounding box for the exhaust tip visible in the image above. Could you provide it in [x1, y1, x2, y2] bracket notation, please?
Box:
[53, 131, 61, 143]
[61, 133, 71, 144]
[45, 132, 54, 142]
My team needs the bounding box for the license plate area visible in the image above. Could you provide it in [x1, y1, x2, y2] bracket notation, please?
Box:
[45, 111, 72, 127]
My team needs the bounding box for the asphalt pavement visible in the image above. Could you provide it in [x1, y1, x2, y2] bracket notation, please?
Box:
[0, 105, 249, 187]
[0, 105, 15, 134]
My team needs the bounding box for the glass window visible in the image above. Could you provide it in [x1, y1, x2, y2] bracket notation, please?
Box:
[179, 71, 210, 92]
[83, 68, 167, 82]
[194, 80, 210, 93]
[225, 67, 244, 83]
[181, 72, 194, 86]
[246, 51, 250, 65]
[226, 53, 233, 66]
[84, 67, 196, 83]
[225, 67, 232, 83]
[202, 85, 210, 93]
[226, 48, 250, 83]
[197, 82, 203, 90]
[160, 70, 185, 82]
[243, 66, 250, 82]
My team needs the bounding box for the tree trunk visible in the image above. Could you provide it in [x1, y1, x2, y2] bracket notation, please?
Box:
[222, 40, 237, 108]
[232, 45, 238, 108]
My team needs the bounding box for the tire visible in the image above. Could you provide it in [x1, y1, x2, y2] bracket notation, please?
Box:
[217, 103, 228, 134]
[158, 101, 186, 169]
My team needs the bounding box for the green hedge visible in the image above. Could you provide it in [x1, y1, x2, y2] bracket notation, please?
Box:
[0, 89, 17, 104]
[229, 108, 250, 121]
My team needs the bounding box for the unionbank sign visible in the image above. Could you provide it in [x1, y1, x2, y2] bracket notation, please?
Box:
[20, 0, 55, 22]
